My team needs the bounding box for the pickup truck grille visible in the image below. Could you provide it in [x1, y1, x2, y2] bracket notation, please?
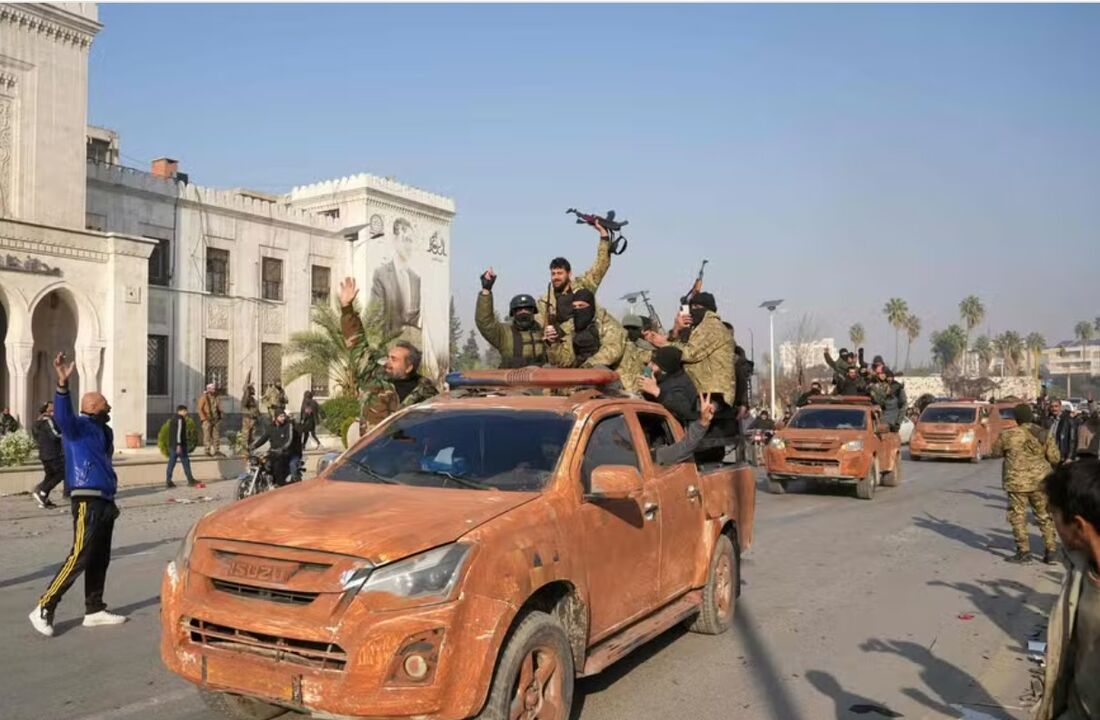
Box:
[923, 431, 959, 443]
[187, 617, 347, 671]
[790, 440, 839, 453]
[789, 458, 840, 468]
[211, 579, 318, 605]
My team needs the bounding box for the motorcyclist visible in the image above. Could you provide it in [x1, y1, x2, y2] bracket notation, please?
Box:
[248, 410, 298, 486]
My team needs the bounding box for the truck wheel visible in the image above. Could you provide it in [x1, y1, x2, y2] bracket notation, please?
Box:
[198, 690, 285, 720]
[856, 460, 878, 500]
[766, 476, 786, 495]
[880, 453, 902, 487]
[475, 611, 573, 720]
[689, 534, 737, 635]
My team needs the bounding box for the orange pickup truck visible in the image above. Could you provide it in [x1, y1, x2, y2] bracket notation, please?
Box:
[161, 369, 756, 720]
[909, 400, 998, 462]
[764, 396, 902, 500]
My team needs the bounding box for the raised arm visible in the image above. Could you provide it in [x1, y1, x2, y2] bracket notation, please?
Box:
[576, 222, 612, 292]
[51, 353, 81, 438]
[475, 270, 506, 350]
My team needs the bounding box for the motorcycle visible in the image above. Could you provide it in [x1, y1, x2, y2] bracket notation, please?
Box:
[235, 454, 275, 500]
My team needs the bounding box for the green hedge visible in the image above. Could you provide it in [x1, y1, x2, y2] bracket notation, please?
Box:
[157, 417, 200, 457]
[321, 396, 359, 438]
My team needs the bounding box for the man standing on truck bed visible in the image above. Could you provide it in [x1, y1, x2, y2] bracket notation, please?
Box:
[545, 288, 626, 370]
[537, 219, 612, 332]
[475, 268, 546, 368]
[991, 404, 1061, 564]
[339, 277, 438, 434]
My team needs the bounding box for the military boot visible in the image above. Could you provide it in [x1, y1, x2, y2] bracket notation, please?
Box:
[1042, 548, 1059, 565]
[1004, 550, 1032, 564]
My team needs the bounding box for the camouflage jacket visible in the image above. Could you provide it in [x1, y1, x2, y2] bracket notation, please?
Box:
[359, 375, 439, 433]
[546, 307, 626, 370]
[241, 392, 260, 419]
[670, 311, 734, 400]
[991, 424, 1061, 492]
[618, 340, 654, 395]
[536, 238, 612, 327]
[262, 386, 287, 411]
[475, 291, 546, 368]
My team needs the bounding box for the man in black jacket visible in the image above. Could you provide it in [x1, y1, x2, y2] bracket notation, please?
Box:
[637, 346, 700, 428]
[1049, 402, 1079, 462]
[165, 405, 202, 489]
[250, 410, 297, 486]
[32, 402, 64, 509]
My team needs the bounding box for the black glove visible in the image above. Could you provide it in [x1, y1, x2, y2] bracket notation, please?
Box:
[481, 272, 496, 291]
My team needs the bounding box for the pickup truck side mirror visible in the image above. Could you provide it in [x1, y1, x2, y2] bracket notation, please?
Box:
[586, 465, 643, 501]
[980, 418, 989, 426]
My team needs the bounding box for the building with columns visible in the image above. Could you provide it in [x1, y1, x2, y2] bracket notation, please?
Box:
[1, 3, 454, 440]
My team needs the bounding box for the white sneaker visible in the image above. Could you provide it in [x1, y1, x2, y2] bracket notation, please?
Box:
[82, 610, 128, 627]
[29, 606, 54, 637]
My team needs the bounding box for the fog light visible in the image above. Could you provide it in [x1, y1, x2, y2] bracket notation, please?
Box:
[404, 654, 429, 680]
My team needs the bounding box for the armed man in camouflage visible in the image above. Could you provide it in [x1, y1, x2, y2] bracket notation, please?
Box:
[618, 314, 654, 395]
[538, 220, 613, 336]
[991, 403, 1061, 564]
[239, 379, 260, 453]
[262, 382, 287, 420]
[339, 277, 438, 434]
[645, 292, 733, 402]
[475, 268, 546, 369]
[545, 289, 626, 370]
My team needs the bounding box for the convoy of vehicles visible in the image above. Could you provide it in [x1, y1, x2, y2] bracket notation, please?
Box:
[161, 369, 756, 720]
[909, 400, 1003, 462]
[763, 396, 902, 500]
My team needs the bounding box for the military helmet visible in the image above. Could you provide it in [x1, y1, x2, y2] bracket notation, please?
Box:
[622, 313, 644, 329]
[509, 294, 538, 316]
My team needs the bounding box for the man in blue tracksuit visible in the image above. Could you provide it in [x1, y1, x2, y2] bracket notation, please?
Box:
[29, 353, 128, 637]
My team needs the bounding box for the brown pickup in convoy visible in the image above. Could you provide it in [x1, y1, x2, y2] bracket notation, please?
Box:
[161, 369, 755, 720]
[764, 396, 902, 500]
[910, 400, 1000, 462]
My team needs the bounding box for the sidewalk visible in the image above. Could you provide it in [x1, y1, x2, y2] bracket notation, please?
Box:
[0, 437, 343, 496]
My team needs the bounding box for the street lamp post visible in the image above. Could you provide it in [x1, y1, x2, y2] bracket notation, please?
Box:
[759, 299, 784, 417]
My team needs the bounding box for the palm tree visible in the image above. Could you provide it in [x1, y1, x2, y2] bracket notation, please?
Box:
[1075, 320, 1095, 377]
[972, 335, 994, 377]
[883, 298, 909, 369]
[284, 300, 398, 397]
[904, 315, 921, 372]
[930, 325, 967, 372]
[849, 323, 865, 350]
[959, 295, 985, 349]
[993, 331, 1024, 375]
[1025, 332, 1045, 379]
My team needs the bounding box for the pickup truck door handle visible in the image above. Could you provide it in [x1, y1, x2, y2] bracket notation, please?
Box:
[643, 502, 659, 520]
[686, 485, 701, 501]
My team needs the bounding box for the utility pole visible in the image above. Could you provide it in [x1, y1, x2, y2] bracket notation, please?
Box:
[759, 299, 784, 417]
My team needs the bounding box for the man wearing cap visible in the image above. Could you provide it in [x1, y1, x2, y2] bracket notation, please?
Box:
[197, 383, 224, 457]
[618, 314, 654, 395]
[991, 403, 1061, 564]
[475, 268, 546, 369]
[638, 346, 700, 428]
[545, 288, 626, 370]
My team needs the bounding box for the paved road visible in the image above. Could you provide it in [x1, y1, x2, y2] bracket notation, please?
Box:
[0, 455, 1061, 720]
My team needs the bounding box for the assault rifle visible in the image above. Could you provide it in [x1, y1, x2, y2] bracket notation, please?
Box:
[566, 208, 628, 255]
[681, 259, 708, 305]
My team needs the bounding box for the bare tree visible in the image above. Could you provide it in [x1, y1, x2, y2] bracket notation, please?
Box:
[782, 313, 823, 389]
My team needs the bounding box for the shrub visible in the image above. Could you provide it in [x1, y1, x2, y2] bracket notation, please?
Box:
[157, 417, 200, 457]
[0, 430, 36, 467]
[226, 430, 248, 456]
[339, 416, 358, 449]
[320, 396, 359, 439]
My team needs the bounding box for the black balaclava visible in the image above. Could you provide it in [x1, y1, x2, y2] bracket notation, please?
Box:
[653, 346, 683, 377]
[572, 289, 596, 332]
[690, 292, 717, 327]
[626, 327, 643, 343]
[513, 311, 536, 332]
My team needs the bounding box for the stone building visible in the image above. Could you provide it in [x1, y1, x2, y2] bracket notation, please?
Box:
[778, 337, 837, 376]
[1, 3, 455, 440]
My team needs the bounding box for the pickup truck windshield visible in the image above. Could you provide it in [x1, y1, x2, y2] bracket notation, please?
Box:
[328, 409, 574, 492]
[920, 407, 977, 424]
[788, 408, 866, 430]
[998, 407, 1017, 420]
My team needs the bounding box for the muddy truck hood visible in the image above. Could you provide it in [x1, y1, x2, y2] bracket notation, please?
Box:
[198, 479, 538, 565]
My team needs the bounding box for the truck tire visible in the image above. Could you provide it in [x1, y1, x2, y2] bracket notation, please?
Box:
[198, 690, 286, 720]
[856, 460, 878, 500]
[766, 476, 786, 495]
[474, 611, 574, 720]
[880, 453, 902, 487]
[689, 534, 737, 635]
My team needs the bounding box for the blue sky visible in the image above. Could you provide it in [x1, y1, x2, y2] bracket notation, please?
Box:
[89, 3, 1100, 366]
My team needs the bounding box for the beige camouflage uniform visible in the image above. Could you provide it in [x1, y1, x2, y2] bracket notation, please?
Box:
[991, 424, 1061, 554]
[670, 311, 734, 400]
[536, 239, 612, 328]
[546, 307, 626, 370]
[618, 340, 654, 395]
[341, 303, 438, 435]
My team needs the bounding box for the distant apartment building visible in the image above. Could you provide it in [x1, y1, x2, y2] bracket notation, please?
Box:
[778, 337, 837, 376]
[1043, 341, 1100, 377]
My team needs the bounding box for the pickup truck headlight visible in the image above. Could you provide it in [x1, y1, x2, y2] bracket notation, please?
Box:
[843, 440, 864, 451]
[769, 437, 786, 449]
[960, 430, 975, 444]
[361, 543, 471, 607]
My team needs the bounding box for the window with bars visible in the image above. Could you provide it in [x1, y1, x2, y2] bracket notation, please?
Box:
[311, 373, 330, 398]
[148, 335, 168, 396]
[311, 265, 331, 306]
[262, 257, 283, 301]
[206, 248, 229, 296]
[147, 237, 170, 286]
[205, 339, 229, 391]
[261, 343, 282, 389]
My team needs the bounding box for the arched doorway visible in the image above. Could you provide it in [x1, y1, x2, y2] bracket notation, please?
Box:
[31, 290, 78, 413]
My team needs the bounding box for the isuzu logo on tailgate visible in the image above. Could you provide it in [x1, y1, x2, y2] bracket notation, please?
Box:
[227, 559, 296, 583]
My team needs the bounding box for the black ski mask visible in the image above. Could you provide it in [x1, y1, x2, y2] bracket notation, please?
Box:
[626, 327, 643, 342]
[571, 289, 596, 331]
[513, 312, 535, 331]
[689, 292, 717, 327]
